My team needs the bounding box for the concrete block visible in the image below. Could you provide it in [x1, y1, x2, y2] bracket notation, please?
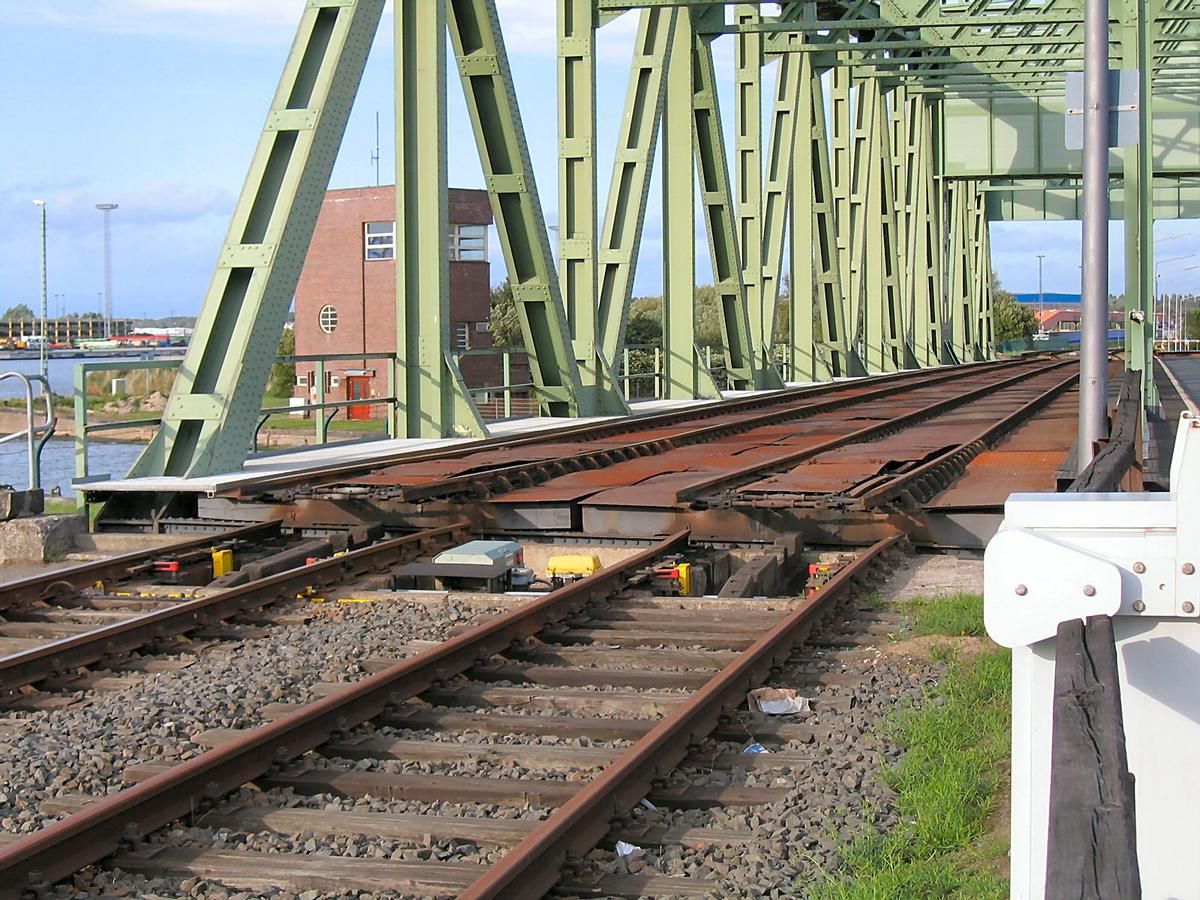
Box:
[0, 489, 44, 521]
[0, 514, 86, 563]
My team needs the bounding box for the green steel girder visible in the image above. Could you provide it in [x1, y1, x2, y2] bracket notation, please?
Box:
[130, 0, 386, 480]
[447, 0, 583, 417]
[396, 0, 485, 439]
[761, 44, 802, 357]
[558, 0, 629, 415]
[690, 24, 770, 389]
[662, 7, 722, 400]
[944, 180, 971, 364]
[809, 63, 868, 379]
[831, 65, 857, 344]
[788, 49, 820, 382]
[970, 182, 994, 360]
[597, 8, 676, 369]
[900, 93, 945, 366]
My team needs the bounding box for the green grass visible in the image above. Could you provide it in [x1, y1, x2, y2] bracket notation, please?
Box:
[42, 498, 80, 516]
[810, 594, 1011, 899]
[905, 592, 988, 637]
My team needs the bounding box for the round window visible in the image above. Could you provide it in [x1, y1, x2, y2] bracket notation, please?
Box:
[319, 305, 338, 334]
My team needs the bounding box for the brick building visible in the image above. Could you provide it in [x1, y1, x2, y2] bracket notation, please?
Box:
[294, 185, 528, 419]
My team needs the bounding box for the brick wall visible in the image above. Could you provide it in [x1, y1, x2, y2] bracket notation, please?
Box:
[294, 185, 531, 419]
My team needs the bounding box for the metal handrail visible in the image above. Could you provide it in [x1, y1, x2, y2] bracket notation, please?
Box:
[0, 372, 55, 491]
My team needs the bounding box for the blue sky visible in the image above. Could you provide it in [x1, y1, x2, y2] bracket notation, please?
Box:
[0, 1, 1192, 321]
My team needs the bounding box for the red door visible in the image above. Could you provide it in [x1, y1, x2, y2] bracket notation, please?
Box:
[346, 376, 371, 420]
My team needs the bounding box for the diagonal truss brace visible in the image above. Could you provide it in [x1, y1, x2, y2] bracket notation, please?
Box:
[447, 0, 583, 417]
[130, 0, 387, 480]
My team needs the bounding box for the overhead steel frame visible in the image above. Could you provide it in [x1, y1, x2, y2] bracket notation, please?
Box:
[140, 0, 1135, 481]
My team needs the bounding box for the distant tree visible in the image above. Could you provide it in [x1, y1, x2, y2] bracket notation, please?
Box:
[1187, 308, 1200, 341]
[489, 279, 524, 348]
[993, 276, 1037, 343]
[2, 304, 34, 320]
[267, 327, 296, 398]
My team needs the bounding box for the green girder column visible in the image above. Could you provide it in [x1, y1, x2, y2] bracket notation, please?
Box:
[808, 61, 866, 379]
[691, 20, 766, 390]
[901, 93, 944, 367]
[396, 1, 485, 439]
[558, 0, 627, 415]
[945, 180, 972, 363]
[863, 82, 917, 371]
[788, 49, 818, 382]
[734, 4, 779, 384]
[447, 0, 583, 417]
[973, 183, 995, 360]
[831, 64, 859, 354]
[130, 0, 386, 479]
[1122, 0, 1159, 409]
[762, 46, 802, 381]
[662, 8, 721, 401]
[596, 8, 675, 382]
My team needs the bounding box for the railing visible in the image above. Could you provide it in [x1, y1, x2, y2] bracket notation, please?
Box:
[73, 353, 401, 492]
[1155, 338, 1200, 353]
[618, 345, 664, 400]
[0, 372, 54, 491]
[452, 348, 538, 420]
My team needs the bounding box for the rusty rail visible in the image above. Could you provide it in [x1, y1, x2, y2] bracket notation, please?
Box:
[681, 359, 1075, 504]
[391, 358, 1056, 506]
[0, 530, 691, 895]
[0, 520, 283, 609]
[0, 522, 471, 694]
[225, 358, 1030, 501]
[461, 533, 902, 899]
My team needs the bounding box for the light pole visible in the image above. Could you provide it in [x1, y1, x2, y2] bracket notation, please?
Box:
[1037, 254, 1046, 334]
[31, 200, 48, 380]
[96, 203, 119, 339]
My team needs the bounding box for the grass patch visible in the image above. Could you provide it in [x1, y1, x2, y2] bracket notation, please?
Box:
[43, 498, 80, 516]
[810, 594, 1010, 899]
[906, 592, 987, 637]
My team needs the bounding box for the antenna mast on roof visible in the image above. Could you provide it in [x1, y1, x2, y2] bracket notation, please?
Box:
[371, 111, 381, 187]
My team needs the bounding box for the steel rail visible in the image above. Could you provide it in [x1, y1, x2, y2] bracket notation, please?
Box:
[0, 530, 690, 896]
[0, 522, 471, 695]
[0, 520, 283, 609]
[367, 358, 1051, 504]
[857, 366, 1082, 508]
[681, 359, 1077, 504]
[460, 533, 903, 899]
[223, 358, 1030, 499]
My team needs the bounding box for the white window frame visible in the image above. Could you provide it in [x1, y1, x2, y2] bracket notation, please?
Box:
[364, 221, 396, 260]
[319, 304, 338, 334]
[454, 322, 471, 351]
[449, 224, 488, 262]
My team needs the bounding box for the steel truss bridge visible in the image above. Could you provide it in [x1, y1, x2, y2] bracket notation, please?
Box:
[127, 0, 1200, 484]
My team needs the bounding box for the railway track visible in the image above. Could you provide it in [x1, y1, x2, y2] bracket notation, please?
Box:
[0, 522, 470, 700]
[0, 532, 900, 899]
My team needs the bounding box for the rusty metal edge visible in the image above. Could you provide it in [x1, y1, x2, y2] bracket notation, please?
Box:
[0, 522, 470, 694]
[459, 533, 904, 900]
[219, 360, 1024, 500]
[697, 360, 1076, 504]
[0, 529, 692, 896]
[395, 361, 1037, 506]
[0, 520, 283, 610]
[857, 367, 1082, 509]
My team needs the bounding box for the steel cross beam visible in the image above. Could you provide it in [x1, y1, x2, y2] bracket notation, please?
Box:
[447, 0, 584, 418]
[596, 8, 676, 373]
[395, 1, 486, 440]
[690, 22, 773, 390]
[129, 0, 387, 480]
[787, 49, 820, 382]
[558, 0, 628, 415]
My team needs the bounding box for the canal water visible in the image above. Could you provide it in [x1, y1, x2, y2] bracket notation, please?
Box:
[0, 438, 145, 497]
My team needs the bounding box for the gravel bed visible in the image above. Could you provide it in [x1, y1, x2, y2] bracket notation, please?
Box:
[0, 598, 503, 836]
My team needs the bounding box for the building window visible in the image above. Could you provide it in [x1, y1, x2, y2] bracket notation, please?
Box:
[319, 305, 338, 334]
[364, 221, 395, 260]
[449, 224, 488, 262]
[455, 322, 471, 351]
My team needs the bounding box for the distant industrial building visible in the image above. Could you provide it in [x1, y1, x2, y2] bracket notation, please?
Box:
[0, 317, 134, 345]
[293, 185, 529, 419]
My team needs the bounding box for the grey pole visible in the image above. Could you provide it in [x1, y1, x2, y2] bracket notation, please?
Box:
[1037, 253, 1046, 330]
[1078, 0, 1111, 472]
[32, 201, 48, 381]
[96, 203, 119, 340]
